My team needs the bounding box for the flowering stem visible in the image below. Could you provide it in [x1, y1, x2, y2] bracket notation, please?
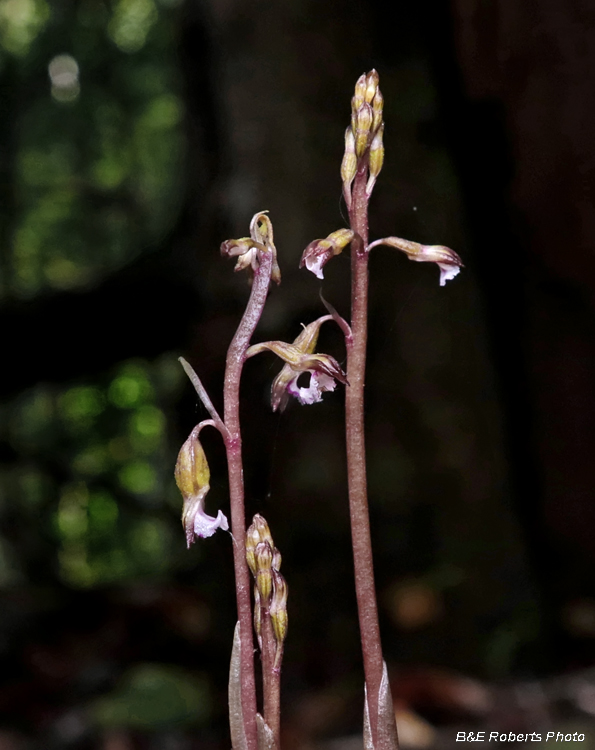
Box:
[346, 161, 385, 745]
[261, 604, 281, 747]
[223, 251, 273, 750]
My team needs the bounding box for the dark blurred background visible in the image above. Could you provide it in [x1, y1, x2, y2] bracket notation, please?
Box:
[2, 0, 595, 747]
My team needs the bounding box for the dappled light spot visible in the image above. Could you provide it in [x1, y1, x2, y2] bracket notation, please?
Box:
[48, 54, 80, 103]
[0, 0, 49, 56]
[57, 483, 89, 540]
[45, 255, 88, 289]
[108, 364, 154, 408]
[59, 386, 105, 426]
[108, 0, 157, 54]
[58, 540, 93, 587]
[72, 444, 109, 476]
[88, 490, 119, 530]
[128, 405, 165, 453]
[118, 460, 157, 495]
[130, 517, 170, 566]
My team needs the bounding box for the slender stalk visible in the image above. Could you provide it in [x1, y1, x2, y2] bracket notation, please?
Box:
[179, 357, 228, 438]
[261, 605, 281, 747]
[223, 252, 273, 750]
[346, 162, 384, 743]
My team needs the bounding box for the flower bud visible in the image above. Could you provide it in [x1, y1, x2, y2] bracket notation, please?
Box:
[272, 547, 282, 572]
[253, 586, 263, 650]
[364, 69, 379, 104]
[270, 570, 288, 646]
[354, 102, 374, 158]
[372, 86, 384, 133]
[250, 513, 274, 546]
[246, 524, 261, 575]
[255, 541, 274, 603]
[250, 211, 281, 285]
[341, 127, 357, 201]
[175, 427, 228, 547]
[352, 73, 367, 114]
[366, 124, 384, 195]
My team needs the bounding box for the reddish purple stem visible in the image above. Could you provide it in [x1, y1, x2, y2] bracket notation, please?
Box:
[223, 251, 273, 750]
[346, 162, 385, 746]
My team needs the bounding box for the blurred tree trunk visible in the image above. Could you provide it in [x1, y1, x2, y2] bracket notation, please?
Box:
[452, 0, 595, 655]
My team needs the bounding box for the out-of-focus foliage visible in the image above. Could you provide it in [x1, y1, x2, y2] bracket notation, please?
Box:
[92, 663, 211, 728]
[2, 0, 185, 300]
[0, 356, 186, 587]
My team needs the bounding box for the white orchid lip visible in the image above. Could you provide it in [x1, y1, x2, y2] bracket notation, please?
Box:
[287, 371, 337, 405]
[193, 507, 229, 539]
[305, 254, 326, 280]
[438, 263, 461, 286]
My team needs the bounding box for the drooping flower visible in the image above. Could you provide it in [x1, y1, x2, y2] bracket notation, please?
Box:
[246, 315, 348, 412]
[299, 228, 354, 279]
[175, 426, 228, 546]
[367, 236, 463, 286]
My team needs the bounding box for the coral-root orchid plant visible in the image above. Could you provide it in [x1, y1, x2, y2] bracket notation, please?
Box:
[175, 71, 462, 750]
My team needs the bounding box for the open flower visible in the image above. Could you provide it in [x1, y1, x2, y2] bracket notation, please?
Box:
[220, 236, 263, 275]
[175, 426, 229, 546]
[300, 229, 354, 279]
[368, 236, 463, 286]
[246, 315, 348, 412]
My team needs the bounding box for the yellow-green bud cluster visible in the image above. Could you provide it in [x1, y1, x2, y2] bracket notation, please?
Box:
[246, 514, 288, 664]
[342, 70, 385, 204]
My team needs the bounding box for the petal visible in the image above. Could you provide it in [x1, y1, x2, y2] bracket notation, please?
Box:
[293, 370, 336, 405]
[438, 263, 461, 286]
[314, 372, 337, 393]
[296, 382, 323, 405]
[193, 508, 229, 540]
[183, 488, 228, 546]
[305, 254, 325, 279]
